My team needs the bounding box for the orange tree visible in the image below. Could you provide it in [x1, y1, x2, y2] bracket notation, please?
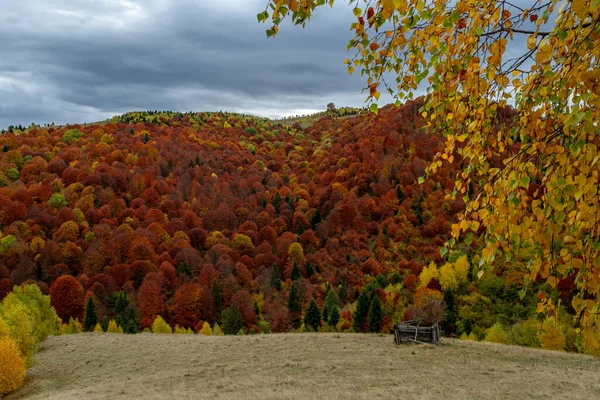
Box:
[259, 0, 600, 332]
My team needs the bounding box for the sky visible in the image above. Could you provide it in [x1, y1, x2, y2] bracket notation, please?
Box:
[0, 0, 386, 129]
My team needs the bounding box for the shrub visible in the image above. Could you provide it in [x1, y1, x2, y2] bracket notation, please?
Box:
[538, 318, 566, 351]
[106, 319, 121, 334]
[59, 318, 82, 335]
[93, 323, 103, 333]
[174, 325, 194, 334]
[0, 297, 35, 360]
[4, 285, 59, 344]
[507, 319, 541, 348]
[212, 323, 224, 336]
[151, 316, 172, 334]
[484, 322, 509, 344]
[582, 328, 600, 356]
[459, 332, 478, 341]
[0, 338, 25, 395]
[198, 322, 212, 336]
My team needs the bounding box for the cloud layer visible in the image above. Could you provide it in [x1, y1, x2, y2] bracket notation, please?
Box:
[0, 0, 378, 128]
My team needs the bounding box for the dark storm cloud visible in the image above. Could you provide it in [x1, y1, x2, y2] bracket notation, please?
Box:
[0, 0, 372, 128]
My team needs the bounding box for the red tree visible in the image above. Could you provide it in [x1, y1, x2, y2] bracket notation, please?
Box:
[50, 275, 84, 322]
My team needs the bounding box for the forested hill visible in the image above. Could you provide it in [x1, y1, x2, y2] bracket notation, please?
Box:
[0, 100, 502, 335]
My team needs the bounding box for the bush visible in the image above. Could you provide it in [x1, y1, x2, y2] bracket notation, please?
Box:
[59, 318, 82, 335]
[0, 297, 35, 361]
[484, 322, 509, 344]
[107, 319, 121, 334]
[5, 285, 60, 344]
[212, 324, 224, 336]
[198, 322, 212, 335]
[459, 332, 478, 341]
[507, 319, 541, 348]
[174, 325, 194, 334]
[93, 323, 103, 333]
[0, 337, 25, 395]
[538, 318, 566, 351]
[151, 316, 172, 334]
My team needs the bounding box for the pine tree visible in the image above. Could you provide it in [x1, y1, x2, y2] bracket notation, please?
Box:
[288, 282, 302, 329]
[84, 297, 97, 332]
[305, 262, 314, 278]
[328, 306, 340, 327]
[270, 264, 282, 290]
[353, 292, 369, 333]
[212, 279, 222, 316]
[311, 208, 322, 229]
[290, 261, 301, 281]
[368, 295, 383, 333]
[303, 299, 321, 332]
[322, 289, 340, 323]
[222, 305, 244, 335]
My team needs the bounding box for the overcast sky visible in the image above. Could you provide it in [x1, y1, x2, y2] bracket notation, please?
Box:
[0, 0, 389, 128]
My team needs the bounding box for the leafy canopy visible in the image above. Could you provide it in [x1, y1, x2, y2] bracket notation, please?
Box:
[260, 0, 600, 331]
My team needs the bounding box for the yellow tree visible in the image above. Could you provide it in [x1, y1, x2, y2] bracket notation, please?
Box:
[260, 0, 600, 331]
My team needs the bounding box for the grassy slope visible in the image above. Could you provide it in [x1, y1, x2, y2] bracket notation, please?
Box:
[8, 333, 600, 400]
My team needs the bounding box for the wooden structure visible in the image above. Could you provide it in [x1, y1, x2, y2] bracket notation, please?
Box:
[393, 320, 441, 345]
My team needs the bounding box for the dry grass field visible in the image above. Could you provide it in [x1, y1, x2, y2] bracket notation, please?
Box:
[7, 333, 600, 400]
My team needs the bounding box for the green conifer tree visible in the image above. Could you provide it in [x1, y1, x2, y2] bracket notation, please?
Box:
[84, 297, 97, 332]
[353, 292, 370, 333]
[322, 289, 340, 323]
[288, 282, 302, 329]
[290, 261, 301, 281]
[303, 299, 321, 332]
[270, 264, 282, 290]
[328, 306, 340, 327]
[368, 295, 383, 333]
[222, 305, 244, 335]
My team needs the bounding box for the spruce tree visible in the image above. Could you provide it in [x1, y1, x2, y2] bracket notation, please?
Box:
[353, 292, 369, 333]
[305, 262, 314, 278]
[368, 295, 383, 333]
[328, 306, 340, 327]
[222, 304, 244, 335]
[290, 261, 301, 281]
[84, 297, 97, 332]
[322, 289, 339, 323]
[270, 264, 282, 290]
[303, 299, 321, 332]
[288, 282, 302, 329]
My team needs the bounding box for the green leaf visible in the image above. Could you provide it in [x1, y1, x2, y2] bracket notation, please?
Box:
[369, 103, 379, 114]
[418, 176, 425, 184]
[518, 288, 526, 300]
[465, 233, 473, 245]
[440, 246, 448, 257]
[353, 7, 362, 17]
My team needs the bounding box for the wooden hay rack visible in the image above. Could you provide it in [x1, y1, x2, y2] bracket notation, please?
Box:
[393, 320, 441, 345]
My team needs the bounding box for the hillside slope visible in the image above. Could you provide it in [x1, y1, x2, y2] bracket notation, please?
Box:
[8, 333, 600, 400]
[0, 101, 464, 333]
